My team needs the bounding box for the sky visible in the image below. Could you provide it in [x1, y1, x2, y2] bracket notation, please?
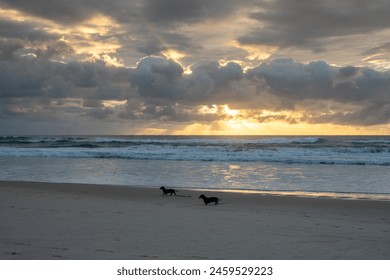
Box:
[1, 0, 390, 135]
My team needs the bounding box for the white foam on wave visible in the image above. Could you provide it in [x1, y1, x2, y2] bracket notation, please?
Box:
[88, 136, 321, 145]
[1, 143, 389, 166]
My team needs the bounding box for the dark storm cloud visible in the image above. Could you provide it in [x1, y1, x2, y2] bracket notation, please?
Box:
[1, 53, 390, 127]
[86, 107, 115, 120]
[36, 40, 75, 59]
[0, 56, 130, 100]
[126, 56, 390, 125]
[128, 56, 246, 106]
[0, 55, 133, 135]
[247, 58, 390, 125]
[3, 0, 390, 63]
[0, 0, 100, 24]
[117, 101, 222, 123]
[0, 18, 59, 42]
[0, 17, 69, 63]
[140, 0, 240, 25]
[128, 56, 184, 102]
[0, 38, 24, 60]
[123, 30, 204, 62]
[314, 103, 390, 126]
[238, 0, 390, 50]
[134, 38, 167, 56]
[122, 104, 216, 123]
[0, 59, 47, 98]
[1, 0, 241, 25]
[1, 0, 390, 131]
[248, 58, 390, 102]
[141, 0, 206, 24]
[0, 0, 240, 60]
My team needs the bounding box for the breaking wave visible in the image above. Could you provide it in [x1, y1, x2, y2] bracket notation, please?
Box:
[0, 135, 389, 166]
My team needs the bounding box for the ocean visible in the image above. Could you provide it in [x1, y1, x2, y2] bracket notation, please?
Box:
[1, 135, 389, 199]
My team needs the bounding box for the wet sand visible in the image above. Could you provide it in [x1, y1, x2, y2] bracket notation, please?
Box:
[1, 181, 389, 259]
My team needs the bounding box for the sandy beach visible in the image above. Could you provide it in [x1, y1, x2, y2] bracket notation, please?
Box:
[1, 181, 389, 260]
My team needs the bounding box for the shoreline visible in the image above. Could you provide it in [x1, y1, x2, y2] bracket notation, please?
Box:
[1, 180, 390, 201]
[1, 181, 390, 260]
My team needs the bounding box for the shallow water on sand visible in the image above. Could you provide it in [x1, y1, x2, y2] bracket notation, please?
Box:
[1, 156, 389, 199]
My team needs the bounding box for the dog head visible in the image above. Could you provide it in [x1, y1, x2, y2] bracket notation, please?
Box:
[199, 194, 205, 199]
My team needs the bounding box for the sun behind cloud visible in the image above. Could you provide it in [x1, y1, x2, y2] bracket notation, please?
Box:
[1, 0, 390, 135]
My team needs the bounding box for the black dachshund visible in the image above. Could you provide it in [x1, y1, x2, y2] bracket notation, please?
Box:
[199, 194, 221, 205]
[160, 186, 177, 196]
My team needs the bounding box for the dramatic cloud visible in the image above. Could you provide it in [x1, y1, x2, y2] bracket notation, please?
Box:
[0, 0, 103, 24]
[238, 0, 390, 49]
[0, 0, 390, 134]
[0, 19, 57, 42]
[248, 59, 390, 125]
[140, 0, 242, 25]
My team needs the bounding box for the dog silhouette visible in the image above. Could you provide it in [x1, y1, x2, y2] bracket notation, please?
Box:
[199, 194, 221, 205]
[160, 186, 177, 196]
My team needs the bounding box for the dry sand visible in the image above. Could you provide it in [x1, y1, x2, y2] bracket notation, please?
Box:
[1, 181, 389, 260]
